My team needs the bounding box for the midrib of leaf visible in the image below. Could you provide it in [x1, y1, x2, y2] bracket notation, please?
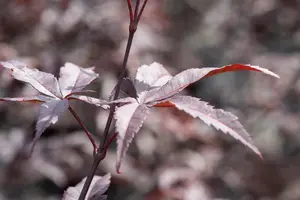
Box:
[117, 103, 140, 154]
[68, 71, 84, 95]
[148, 83, 189, 103]
[116, 103, 148, 171]
[149, 75, 169, 89]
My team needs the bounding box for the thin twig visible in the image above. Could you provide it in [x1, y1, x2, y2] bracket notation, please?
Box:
[102, 132, 118, 159]
[126, 0, 134, 21]
[78, 154, 102, 198]
[137, 0, 148, 23]
[77, 133, 118, 200]
[68, 106, 98, 153]
[134, 0, 140, 20]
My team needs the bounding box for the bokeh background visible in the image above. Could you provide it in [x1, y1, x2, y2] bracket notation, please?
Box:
[0, 0, 299, 199]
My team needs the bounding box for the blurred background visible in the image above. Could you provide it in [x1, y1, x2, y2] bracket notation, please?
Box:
[0, 0, 299, 199]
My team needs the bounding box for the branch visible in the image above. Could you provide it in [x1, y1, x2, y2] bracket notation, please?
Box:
[77, 1, 148, 199]
[126, 0, 134, 21]
[68, 106, 98, 154]
[77, 133, 118, 200]
[137, 0, 148, 23]
[102, 132, 118, 159]
[77, 31, 135, 200]
[101, 31, 135, 147]
[134, 0, 140, 20]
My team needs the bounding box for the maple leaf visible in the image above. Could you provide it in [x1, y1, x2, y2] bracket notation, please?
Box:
[62, 173, 111, 200]
[110, 62, 279, 173]
[0, 60, 106, 149]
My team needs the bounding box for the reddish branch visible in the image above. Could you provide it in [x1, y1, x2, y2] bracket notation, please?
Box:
[102, 132, 118, 159]
[126, 0, 134, 21]
[68, 106, 98, 154]
[137, 0, 148, 22]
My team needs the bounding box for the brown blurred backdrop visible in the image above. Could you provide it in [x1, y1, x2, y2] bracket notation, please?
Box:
[0, 0, 300, 199]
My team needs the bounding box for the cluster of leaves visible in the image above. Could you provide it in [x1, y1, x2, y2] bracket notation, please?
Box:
[108, 62, 279, 172]
[0, 60, 279, 174]
[0, 60, 107, 151]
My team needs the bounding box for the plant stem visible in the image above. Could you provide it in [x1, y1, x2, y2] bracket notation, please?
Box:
[137, 0, 148, 23]
[77, 12, 136, 200]
[101, 0, 142, 146]
[102, 132, 118, 159]
[77, 133, 117, 200]
[77, 132, 117, 200]
[134, 0, 140, 20]
[68, 106, 98, 154]
[101, 30, 135, 146]
[77, 1, 148, 199]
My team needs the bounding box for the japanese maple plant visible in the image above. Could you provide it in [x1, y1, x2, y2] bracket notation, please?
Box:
[0, 1, 279, 200]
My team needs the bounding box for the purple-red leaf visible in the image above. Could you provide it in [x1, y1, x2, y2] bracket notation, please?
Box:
[1, 60, 62, 98]
[109, 77, 137, 100]
[110, 63, 279, 169]
[114, 102, 149, 173]
[62, 174, 111, 200]
[58, 62, 98, 97]
[201, 63, 279, 80]
[0, 60, 106, 152]
[135, 62, 172, 87]
[145, 64, 279, 103]
[135, 62, 172, 93]
[34, 99, 69, 146]
[167, 95, 262, 158]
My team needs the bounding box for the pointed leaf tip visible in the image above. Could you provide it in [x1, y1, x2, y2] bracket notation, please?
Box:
[249, 65, 279, 78]
[115, 103, 149, 172]
[144, 63, 279, 103]
[168, 96, 262, 158]
[35, 99, 69, 144]
[1, 60, 62, 98]
[135, 62, 172, 94]
[202, 64, 280, 79]
[0, 60, 27, 69]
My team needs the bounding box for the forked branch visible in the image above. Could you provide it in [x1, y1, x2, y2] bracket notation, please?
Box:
[77, 1, 148, 199]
